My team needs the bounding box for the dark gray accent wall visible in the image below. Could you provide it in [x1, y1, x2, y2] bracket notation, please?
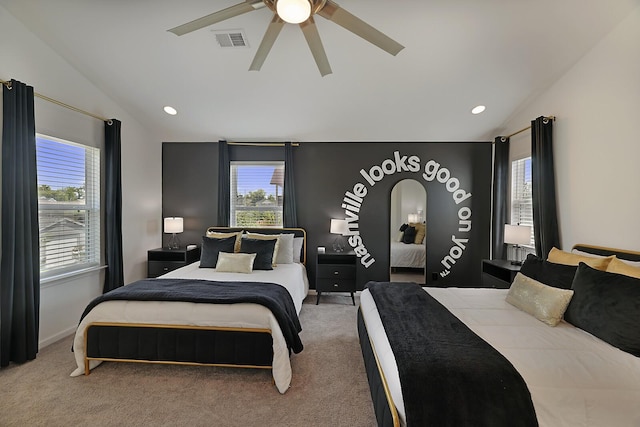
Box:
[162, 142, 219, 248]
[162, 141, 493, 289]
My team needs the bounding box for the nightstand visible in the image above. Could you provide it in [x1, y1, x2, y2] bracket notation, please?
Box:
[316, 252, 357, 305]
[481, 259, 521, 288]
[147, 246, 201, 278]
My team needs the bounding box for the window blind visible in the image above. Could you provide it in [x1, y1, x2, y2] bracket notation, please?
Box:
[230, 161, 284, 227]
[511, 157, 534, 246]
[36, 134, 100, 278]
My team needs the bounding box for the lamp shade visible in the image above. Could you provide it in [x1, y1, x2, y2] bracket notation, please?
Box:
[330, 219, 348, 235]
[504, 224, 531, 245]
[408, 213, 419, 223]
[276, 0, 311, 24]
[164, 217, 184, 234]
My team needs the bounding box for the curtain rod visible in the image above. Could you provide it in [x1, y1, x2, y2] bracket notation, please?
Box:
[505, 115, 556, 139]
[1, 78, 112, 124]
[226, 141, 299, 147]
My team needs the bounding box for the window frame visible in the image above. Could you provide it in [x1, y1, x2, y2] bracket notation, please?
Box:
[36, 133, 101, 282]
[229, 161, 285, 228]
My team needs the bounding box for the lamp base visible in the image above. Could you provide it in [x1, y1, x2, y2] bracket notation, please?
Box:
[168, 233, 180, 250]
[332, 237, 344, 253]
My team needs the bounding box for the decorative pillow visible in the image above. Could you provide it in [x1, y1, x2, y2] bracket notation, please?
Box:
[547, 247, 613, 271]
[275, 233, 295, 264]
[519, 254, 578, 289]
[240, 238, 277, 270]
[199, 235, 236, 268]
[205, 230, 243, 253]
[606, 256, 640, 279]
[565, 263, 640, 357]
[215, 252, 256, 274]
[402, 226, 416, 244]
[244, 232, 280, 266]
[506, 273, 574, 326]
[409, 222, 426, 244]
[293, 237, 304, 263]
[395, 231, 404, 242]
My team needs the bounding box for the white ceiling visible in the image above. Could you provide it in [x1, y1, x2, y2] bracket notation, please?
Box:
[2, 0, 638, 142]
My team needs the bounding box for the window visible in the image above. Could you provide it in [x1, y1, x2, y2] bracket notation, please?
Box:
[230, 161, 284, 227]
[36, 134, 100, 279]
[510, 157, 534, 246]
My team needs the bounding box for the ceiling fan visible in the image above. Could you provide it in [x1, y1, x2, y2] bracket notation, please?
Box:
[168, 0, 404, 76]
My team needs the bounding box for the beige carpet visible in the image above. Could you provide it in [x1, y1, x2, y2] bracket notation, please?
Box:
[0, 293, 377, 427]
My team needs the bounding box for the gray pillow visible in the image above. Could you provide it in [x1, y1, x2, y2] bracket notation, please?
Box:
[199, 235, 236, 268]
[240, 238, 277, 271]
[565, 263, 640, 357]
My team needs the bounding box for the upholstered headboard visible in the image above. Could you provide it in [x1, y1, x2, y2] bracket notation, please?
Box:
[205, 227, 307, 265]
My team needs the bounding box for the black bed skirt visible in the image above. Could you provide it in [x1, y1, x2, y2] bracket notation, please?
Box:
[357, 309, 397, 427]
[86, 325, 274, 367]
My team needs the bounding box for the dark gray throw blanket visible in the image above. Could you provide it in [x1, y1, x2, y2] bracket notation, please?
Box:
[367, 282, 537, 427]
[80, 278, 303, 353]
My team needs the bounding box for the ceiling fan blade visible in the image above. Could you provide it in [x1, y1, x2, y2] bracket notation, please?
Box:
[249, 14, 285, 71]
[168, 0, 266, 36]
[300, 17, 332, 77]
[317, 0, 404, 56]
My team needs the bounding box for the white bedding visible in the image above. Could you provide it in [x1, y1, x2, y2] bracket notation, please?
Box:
[361, 287, 640, 427]
[71, 262, 309, 394]
[389, 241, 425, 268]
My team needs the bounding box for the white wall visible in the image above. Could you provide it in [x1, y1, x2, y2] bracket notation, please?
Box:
[505, 5, 640, 252]
[0, 5, 162, 347]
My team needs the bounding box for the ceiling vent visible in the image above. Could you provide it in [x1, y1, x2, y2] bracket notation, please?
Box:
[212, 29, 249, 48]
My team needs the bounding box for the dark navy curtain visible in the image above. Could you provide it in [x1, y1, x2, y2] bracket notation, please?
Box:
[103, 119, 124, 293]
[1, 79, 40, 367]
[217, 140, 230, 226]
[283, 142, 297, 227]
[491, 136, 510, 260]
[531, 116, 560, 258]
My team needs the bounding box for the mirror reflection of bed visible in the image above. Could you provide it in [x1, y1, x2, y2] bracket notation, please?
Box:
[390, 179, 426, 284]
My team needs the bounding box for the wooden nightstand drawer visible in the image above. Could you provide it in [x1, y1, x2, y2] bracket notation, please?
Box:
[481, 259, 520, 288]
[148, 261, 184, 278]
[317, 264, 356, 279]
[316, 278, 355, 293]
[147, 247, 201, 278]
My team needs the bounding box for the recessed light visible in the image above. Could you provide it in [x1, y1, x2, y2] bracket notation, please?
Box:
[163, 106, 177, 115]
[471, 105, 486, 115]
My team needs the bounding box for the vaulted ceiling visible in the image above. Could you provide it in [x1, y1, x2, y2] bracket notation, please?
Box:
[2, 0, 637, 142]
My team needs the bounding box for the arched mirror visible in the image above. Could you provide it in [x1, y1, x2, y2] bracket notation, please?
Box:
[390, 179, 426, 284]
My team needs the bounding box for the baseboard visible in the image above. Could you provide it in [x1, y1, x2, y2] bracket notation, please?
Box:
[39, 326, 76, 349]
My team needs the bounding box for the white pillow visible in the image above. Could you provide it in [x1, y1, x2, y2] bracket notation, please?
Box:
[215, 252, 256, 274]
[506, 273, 574, 326]
[293, 237, 304, 263]
[276, 233, 295, 264]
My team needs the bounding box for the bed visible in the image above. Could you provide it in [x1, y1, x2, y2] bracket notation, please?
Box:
[71, 227, 309, 394]
[389, 241, 425, 269]
[358, 244, 640, 426]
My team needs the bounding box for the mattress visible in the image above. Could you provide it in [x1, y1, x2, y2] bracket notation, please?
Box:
[360, 286, 640, 427]
[389, 241, 425, 269]
[71, 261, 309, 393]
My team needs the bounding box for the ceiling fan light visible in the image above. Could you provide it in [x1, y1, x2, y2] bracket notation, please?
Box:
[276, 0, 311, 24]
